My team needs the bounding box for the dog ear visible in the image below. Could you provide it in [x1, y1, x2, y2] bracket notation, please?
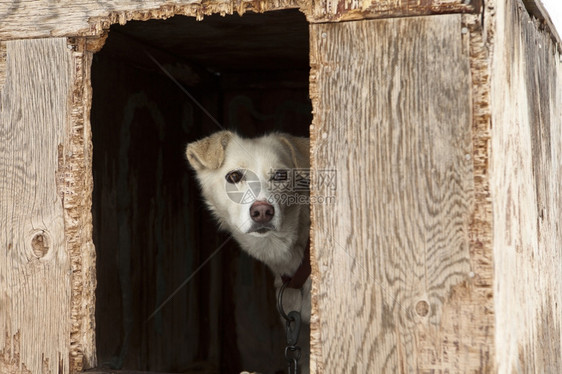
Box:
[277, 134, 310, 169]
[186, 131, 233, 170]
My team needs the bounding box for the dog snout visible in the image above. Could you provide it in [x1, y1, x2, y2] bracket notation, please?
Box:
[250, 201, 274, 223]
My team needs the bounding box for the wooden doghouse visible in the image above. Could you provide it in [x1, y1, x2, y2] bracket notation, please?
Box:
[1, 0, 560, 373]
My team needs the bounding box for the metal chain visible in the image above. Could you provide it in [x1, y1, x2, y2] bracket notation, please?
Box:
[277, 281, 302, 374]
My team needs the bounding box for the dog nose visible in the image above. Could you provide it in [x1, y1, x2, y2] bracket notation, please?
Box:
[250, 201, 274, 223]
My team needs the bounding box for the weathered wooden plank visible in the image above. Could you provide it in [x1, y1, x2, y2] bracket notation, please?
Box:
[309, 14, 494, 372]
[491, 0, 562, 372]
[0, 0, 299, 40]
[309, 0, 476, 22]
[0, 38, 73, 374]
[0, 0, 478, 40]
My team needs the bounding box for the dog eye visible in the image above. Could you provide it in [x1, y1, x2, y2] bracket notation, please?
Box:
[225, 170, 244, 184]
[271, 170, 288, 181]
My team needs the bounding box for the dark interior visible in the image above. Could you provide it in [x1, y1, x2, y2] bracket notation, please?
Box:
[90, 9, 310, 373]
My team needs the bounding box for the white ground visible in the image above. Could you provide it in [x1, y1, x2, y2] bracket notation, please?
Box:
[541, 0, 562, 37]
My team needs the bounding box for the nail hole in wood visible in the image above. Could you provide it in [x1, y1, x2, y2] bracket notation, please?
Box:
[415, 300, 430, 317]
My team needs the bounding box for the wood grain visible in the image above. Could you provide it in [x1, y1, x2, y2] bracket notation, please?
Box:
[309, 15, 493, 372]
[0, 0, 476, 40]
[0, 38, 73, 374]
[0, 1, 558, 373]
[491, 0, 562, 371]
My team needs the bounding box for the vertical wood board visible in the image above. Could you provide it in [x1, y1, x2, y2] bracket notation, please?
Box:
[0, 38, 73, 374]
[491, 0, 562, 371]
[309, 15, 493, 372]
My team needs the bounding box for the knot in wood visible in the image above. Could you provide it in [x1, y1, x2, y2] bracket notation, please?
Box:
[31, 231, 50, 258]
[415, 300, 430, 317]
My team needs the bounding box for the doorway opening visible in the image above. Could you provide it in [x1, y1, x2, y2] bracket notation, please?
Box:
[90, 9, 311, 373]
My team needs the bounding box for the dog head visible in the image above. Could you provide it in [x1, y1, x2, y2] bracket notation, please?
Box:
[186, 131, 310, 242]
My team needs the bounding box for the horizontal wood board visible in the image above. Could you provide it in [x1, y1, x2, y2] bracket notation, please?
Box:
[0, 0, 474, 40]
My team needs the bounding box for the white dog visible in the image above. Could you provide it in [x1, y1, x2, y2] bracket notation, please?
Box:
[186, 131, 311, 373]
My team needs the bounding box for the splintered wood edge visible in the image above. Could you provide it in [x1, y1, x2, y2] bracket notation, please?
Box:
[65, 38, 97, 372]
[464, 13, 494, 287]
[86, 0, 302, 37]
[86, 1, 474, 34]
[69, 0, 474, 40]
[464, 12, 496, 369]
[308, 27, 323, 374]
[78, 1, 301, 54]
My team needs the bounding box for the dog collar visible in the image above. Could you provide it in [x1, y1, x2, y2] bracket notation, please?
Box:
[281, 239, 311, 289]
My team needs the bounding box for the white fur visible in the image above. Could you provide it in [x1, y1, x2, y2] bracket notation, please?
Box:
[186, 131, 311, 374]
[187, 132, 311, 320]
